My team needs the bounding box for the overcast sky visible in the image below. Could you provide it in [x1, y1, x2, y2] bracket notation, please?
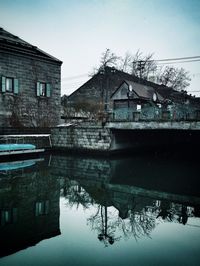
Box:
[1, 0, 200, 96]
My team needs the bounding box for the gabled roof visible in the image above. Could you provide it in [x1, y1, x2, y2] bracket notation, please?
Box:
[0, 27, 62, 64]
[68, 66, 197, 105]
[68, 66, 168, 100]
[125, 80, 164, 102]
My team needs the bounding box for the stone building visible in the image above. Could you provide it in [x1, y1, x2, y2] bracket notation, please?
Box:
[0, 27, 62, 127]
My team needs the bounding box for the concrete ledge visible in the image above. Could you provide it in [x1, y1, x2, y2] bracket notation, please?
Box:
[106, 121, 200, 130]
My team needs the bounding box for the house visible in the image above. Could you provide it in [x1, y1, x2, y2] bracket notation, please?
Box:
[66, 66, 200, 121]
[0, 27, 62, 127]
[111, 80, 164, 120]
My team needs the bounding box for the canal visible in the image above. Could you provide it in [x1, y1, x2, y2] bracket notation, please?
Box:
[0, 150, 200, 266]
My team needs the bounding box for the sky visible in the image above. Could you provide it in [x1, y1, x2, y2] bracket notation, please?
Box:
[0, 0, 200, 96]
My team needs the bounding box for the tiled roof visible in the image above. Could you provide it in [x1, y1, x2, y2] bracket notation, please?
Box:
[125, 80, 164, 102]
[0, 27, 62, 64]
[68, 66, 198, 105]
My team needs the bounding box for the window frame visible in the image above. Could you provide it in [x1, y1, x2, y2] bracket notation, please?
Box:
[36, 82, 51, 98]
[1, 76, 19, 94]
[35, 200, 50, 216]
[1, 208, 18, 226]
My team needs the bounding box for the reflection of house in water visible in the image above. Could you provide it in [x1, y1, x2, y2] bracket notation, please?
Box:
[49, 154, 200, 244]
[65, 178, 200, 244]
[61, 177, 200, 245]
[0, 160, 60, 258]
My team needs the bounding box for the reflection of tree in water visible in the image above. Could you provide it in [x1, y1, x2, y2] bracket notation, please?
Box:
[61, 179, 200, 245]
[62, 180, 93, 209]
[156, 200, 173, 221]
[62, 181, 158, 244]
[87, 204, 157, 245]
[155, 200, 191, 226]
[121, 209, 156, 240]
[87, 205, 121, 247]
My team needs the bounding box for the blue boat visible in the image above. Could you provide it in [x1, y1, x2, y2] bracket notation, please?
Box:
[0, 143, 44, 157]
[0, 144, 36, 151]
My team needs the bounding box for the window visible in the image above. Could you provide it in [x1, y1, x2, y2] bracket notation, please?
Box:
[36, 82, 51, 97]
[40, 83, 46, 96]
[6, 78, 13, 92]
[1, 76, 19, 94]
[35, 200, 49, 216]
[1, 208, 18, 226]
[137, 104, 141, 111]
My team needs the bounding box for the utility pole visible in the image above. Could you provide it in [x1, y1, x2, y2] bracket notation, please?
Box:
[101, 66, 116, 112]
[136, 60, 146, 80]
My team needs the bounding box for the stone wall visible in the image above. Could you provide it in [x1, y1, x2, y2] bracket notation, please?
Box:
[51, 125, 112, 152]
[0, 51, 61, 127]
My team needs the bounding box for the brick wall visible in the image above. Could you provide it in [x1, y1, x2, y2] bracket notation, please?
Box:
[0, 51, 61, 127]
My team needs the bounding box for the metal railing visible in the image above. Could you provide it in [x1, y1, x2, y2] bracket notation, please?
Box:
[0, 127, 51, 135]
[107, 109, 200, 123]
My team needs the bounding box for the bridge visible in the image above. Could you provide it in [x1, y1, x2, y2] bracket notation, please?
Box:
[106, 120, 200, 130]
[102, 117, 200, 152]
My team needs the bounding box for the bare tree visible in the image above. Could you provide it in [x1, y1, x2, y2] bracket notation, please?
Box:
[119, 51, 133, 72]
[157, 66, 191, 91]
[100, 48, 119, 68]
[130, 50, 157, 80]
[90, 49, 120, 76]
[91, 49, 191, 91]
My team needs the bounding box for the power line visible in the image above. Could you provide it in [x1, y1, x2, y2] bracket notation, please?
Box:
[61, 55, 200, 81]
[155, 56, 200, 62]
[62, 73, 88, 81]
[158, 59, 200, 65]
[62, 81, 85, 87]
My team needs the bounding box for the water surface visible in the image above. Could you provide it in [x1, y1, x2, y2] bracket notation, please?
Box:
[0, 152, 200, 266]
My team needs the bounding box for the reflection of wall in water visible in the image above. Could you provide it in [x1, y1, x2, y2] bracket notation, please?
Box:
[50, 155, 112, 184]
[0, 169, 60, 258]
[50, 153, 200, 197]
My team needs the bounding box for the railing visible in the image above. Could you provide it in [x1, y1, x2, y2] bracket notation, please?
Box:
[107, 109, 200, 123]
[0, 127, 51, 135]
